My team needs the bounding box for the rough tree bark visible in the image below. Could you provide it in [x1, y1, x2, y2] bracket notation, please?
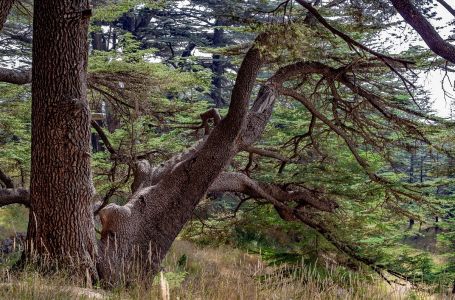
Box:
[94, 50, 362, 284]
[93, 43, 352, 284]
[24, 0, 97, 275]
[97, 36, 267, 282]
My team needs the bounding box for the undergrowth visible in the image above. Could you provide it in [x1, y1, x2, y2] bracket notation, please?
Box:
[0, 239, 451, 299]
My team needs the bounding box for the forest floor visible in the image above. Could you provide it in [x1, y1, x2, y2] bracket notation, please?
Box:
[0, 239, 451, 300]
[0, 205, 453, 299]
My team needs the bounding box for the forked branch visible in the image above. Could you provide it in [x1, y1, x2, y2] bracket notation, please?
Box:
[209, 172, 338, 213]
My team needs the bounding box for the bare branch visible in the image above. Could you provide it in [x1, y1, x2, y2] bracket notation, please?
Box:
[241, 145, 290, 162]
[435, 0, 455, 18]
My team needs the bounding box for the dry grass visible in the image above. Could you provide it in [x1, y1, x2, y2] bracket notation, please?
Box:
[0, 239, 453, 299]
[0, 272, 105, 299]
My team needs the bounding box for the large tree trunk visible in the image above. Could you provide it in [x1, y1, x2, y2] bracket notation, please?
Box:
[25, 0, 97, 275]
[97, 37, 267, 283]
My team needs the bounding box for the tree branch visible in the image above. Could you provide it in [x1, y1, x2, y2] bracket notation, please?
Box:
[291, 210, 407, 283]
[390, 0, 455, 64]
[230, 182, 408, 282]
[98, 35, 267, 279]
[279, 87, 377, 178]
[209, 171, 408, 282]
[91, 120, 116, 155]
[435, 0, 455, 18]
[0, 67, 31, 84]
[241, 145, 290, 162]
[93, 185, 119, 216]
[295, 0, 413, 65]
[208, 172, 338, 213]
[0, 167, 14, 188]
[0, 188, 29, 207]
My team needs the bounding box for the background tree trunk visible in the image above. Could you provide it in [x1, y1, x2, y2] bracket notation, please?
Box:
[25, 0, 97, 275]
[0, 0, 14, 31]
[210, 18, 226, 107]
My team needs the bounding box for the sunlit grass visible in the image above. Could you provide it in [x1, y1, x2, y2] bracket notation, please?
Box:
[0, 239, 451, 299]
[0, 205, 28, 239]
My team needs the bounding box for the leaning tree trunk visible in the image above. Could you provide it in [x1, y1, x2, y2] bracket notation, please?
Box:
[25, 0, 97, 275]
[97, 37, 267, 283]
